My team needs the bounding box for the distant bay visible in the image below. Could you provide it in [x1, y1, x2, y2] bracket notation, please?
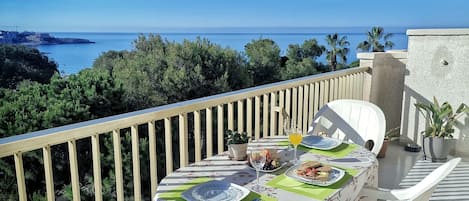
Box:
[37, 27, 409, 74]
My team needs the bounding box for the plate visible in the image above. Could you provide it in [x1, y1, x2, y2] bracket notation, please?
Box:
[181, 180, 250, 201]
[248, 161, 288, 173]
[301, 135, 342, 150]
[284, 164, 345, 186]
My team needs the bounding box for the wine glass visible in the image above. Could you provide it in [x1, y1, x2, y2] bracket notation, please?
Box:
[287, 127, 303, 165]
[249, 151, 266, 192]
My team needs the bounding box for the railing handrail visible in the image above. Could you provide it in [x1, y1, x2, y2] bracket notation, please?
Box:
[0, 67, 369, 158]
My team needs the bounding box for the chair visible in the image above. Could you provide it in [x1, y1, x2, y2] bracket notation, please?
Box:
[358, 157, 461, 201]
[308, 99, 386, 155]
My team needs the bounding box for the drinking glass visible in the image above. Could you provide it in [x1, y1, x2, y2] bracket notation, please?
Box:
[287, 127, 303, 165]
[249, 151, 266, 192]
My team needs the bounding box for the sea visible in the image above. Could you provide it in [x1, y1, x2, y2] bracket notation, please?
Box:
[36, 27, 409, 74]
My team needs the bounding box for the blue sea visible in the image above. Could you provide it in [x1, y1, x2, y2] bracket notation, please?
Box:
[37, 27, 409, 74]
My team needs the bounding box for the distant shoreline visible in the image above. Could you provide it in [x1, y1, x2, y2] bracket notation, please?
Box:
[0, 30, 95, 46]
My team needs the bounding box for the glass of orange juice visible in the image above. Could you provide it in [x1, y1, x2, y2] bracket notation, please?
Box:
[287, 127, 303, 164]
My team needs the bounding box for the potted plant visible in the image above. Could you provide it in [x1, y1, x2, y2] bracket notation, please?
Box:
[226, 130, 250, 160]
[415, 97, 469, 162]
[377, 127, 400, 158]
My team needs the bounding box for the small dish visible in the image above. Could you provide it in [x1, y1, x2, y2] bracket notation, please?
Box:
[284, 163, 345, 186]
[181, 180, 250, 201]
[301, 135, 342, 150]
[248, 161, 288, 173]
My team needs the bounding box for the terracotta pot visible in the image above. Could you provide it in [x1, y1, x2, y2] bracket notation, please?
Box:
[228, 143, 247, 160]
[377, 139, 388, 158]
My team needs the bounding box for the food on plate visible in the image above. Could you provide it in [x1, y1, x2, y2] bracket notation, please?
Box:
[295, 161, 332, 181]
[249, 149, 282, 171]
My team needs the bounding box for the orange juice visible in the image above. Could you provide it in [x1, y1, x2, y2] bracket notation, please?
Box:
[289, 133, 303, 146]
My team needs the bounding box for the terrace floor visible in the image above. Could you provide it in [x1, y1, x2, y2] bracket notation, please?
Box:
[378, 141, 469, 200]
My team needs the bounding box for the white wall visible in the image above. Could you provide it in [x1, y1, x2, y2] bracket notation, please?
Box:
[401, 29, 469, 157]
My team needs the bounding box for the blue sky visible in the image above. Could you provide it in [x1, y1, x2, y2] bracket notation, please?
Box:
[1, 0, 469, 32]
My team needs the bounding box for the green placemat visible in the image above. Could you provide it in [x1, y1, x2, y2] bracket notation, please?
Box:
[278, 141, 359, 158]
[158, 177, 277, 201]
[266, 166, 358, 200]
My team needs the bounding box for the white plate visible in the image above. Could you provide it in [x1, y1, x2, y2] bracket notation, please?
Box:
[181, 180, 250, 201]
[301, 135, 342, 150]
[284, 164, 346, 186]
[248, 162, 288, 173]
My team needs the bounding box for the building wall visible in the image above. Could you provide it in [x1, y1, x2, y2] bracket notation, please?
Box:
[401, 29, 469, 157]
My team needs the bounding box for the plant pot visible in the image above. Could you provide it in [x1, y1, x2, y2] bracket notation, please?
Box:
[228, 143, 248, 161]
[423, 137, 456, 162]
[377, 139, 388, 158]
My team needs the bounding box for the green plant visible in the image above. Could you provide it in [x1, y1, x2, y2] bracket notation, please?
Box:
[385, 127, 401, 141]
[225, 130, 250, 145]
[415, 97, 469, 138]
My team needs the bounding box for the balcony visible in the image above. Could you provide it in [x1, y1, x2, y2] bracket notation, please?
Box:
[1, 28, 468, 201]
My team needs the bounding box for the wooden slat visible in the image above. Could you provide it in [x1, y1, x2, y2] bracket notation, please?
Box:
[194, 111, 201, 162]
[308, 83, 315, 126]
[297, 86, 303, 131]
[324, 80, 330, 105]
[314, 83, 320, 115]
[334, 78, 339, 100]
[237, 100, 244, 132]
[348, 75, 353, 98]
[91, 135, 102, 201]
[285, 89, 291, 128]
[179, 114, 188, 167]
[43, 145, 55, 201]
[68, 140, 81, 201]
[14, 152, 27, 201]
[131, 125, 141, 201]
[319, 81, 325, 109]
[148, 121, 158, 196]
[254, 96, 261, 140]
[206, 108, 213, 157]
[263, 94, 269, 137]
[329, 78, 335, 101]
[164, 118, 173, 175]
[228, 102, 234, 130]
[292, 87, 298, 127]
[270, 92, 277, 136]
[217, 105, 224, 154]
[359, 73, 364, 99]
[113, 130, 124, 201]
[246, 98, 253, 138]
[302, 85, 309, 134]
[351, 74, 357, 99]
[278, 90, 285, 135]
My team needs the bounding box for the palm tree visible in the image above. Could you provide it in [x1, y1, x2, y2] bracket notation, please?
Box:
[325, 33, 350, 71]
[357, 26, 394, 52]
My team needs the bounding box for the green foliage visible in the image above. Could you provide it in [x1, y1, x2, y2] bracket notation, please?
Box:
[349, 60, 360, 68]
[94, 35, 251, 109]
[244, 38, 281, 85]
[325, 33, 350, 71]
[415, 97, 469, 138]
[225, 130, 250, 145]
[0, 44, 58, 89]
[281, 39, 324, 79]
[357, 27, 394, 52]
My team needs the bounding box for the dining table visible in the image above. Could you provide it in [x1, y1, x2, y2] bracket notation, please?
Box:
[153, 136, 379, 201]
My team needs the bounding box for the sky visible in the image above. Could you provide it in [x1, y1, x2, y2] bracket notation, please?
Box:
[1, 0, 469, 32]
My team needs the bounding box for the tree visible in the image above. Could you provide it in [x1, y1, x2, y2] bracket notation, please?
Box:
[244, 39, 281, 85]
[325, 33, 350, 71]
[281, 39, 325, 80]
[0, 44, 58, 89]
[357, 26, 394, 52]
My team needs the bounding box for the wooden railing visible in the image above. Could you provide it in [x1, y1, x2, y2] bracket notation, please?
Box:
[0, 67, 370, 201]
